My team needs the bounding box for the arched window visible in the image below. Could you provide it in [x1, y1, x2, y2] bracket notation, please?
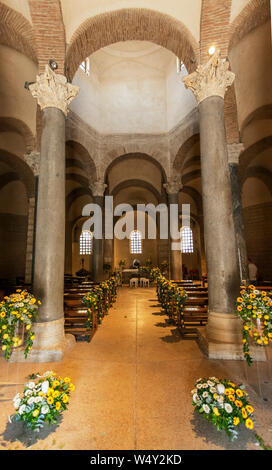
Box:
[80, 230, 92, 255]
[181, 227, 193, 253]
[80, 58, 90, 76]
[130, 230, 142, 254]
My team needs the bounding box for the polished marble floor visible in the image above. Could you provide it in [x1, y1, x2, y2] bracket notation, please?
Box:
[0, 287, 271, 450]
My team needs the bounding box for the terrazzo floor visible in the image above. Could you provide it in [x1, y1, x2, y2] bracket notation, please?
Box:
[0, 287, 272, 450]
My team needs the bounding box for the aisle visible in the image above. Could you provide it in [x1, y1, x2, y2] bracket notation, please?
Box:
[0, 287, 271, 450]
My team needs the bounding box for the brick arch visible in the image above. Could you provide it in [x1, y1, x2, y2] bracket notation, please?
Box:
[0, 3, 37, 63]
[66, 8, 200, 81]
[104, 152, 168, 186]
[66, 140, 97, 184]
[182, 169, 202, 186]
[228, 0, 270, 52]
[0, 149, 35, 198]
[0, 117, 36, 153]
[241, 104, 272, 136]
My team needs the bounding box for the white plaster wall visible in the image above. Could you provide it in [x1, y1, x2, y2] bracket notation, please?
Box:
[230, 0, 251, 23]
[166, 57, 196, 131]
[0, 45, 37, 135]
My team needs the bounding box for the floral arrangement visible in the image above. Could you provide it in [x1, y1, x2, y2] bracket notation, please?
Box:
[0, 290, 41, 360]
[150, 267, 161, 282]
[155, 274, 188, 326]
[191, 377, 255, 441]
[11, 371, 75, 432]
[82, 276, 118, 335]
[236, 285, 272, 365]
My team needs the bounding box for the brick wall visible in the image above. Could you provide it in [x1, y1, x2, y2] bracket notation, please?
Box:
[243, 202, 272, 280]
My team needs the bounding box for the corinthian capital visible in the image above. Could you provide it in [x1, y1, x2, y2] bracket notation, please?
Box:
[90, 180, 107, 197]
[29, 65, 79, 116]
[163, 176, 183, 195]
[183, 50, 235, 105]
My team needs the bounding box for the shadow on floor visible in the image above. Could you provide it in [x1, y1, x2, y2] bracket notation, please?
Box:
[0, 417, 63, 448]
[152, 311, 166, 317]
[190, 412, 258, 450]
[160, 328, 183, 343]
[154, 321, 169, 328]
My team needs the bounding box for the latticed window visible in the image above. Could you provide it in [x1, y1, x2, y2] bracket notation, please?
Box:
[80, 231, 92, 255]
[130, 230, 142, 254]
[181, 227, 193, 253]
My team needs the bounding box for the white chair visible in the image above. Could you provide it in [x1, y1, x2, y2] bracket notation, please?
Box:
[130, 277, 138, 288]
[140, 277, 149, 287]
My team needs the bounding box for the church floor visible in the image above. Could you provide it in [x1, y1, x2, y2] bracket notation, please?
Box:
[0, 287, 272, 451]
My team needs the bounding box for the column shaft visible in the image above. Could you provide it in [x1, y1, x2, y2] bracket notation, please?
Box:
[92, 195, 104, 281]
[168, 192, 182, 281]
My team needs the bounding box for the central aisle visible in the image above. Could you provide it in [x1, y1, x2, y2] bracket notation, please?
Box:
[0, 287, 271, 450]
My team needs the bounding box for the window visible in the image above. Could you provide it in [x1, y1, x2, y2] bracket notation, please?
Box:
[181, 227, 193, 253]
[80, 58, 90, 76]
[80, 231, 92, 255]
[130, 230, 142, 254]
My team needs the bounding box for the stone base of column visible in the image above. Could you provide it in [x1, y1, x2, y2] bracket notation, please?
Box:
[9, 318, 76, 363]
[197, 312, 267, 361]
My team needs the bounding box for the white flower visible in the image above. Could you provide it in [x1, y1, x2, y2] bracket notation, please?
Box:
[206, 395, 212, 404]
[196, 384, 203, 389]
[210, 377, 219, 382]
[217, 384, 225, 395]
[203, 404, 210, 414]
[24, 389, 33, 397]
[207, 380, 215, 387]
[13, 393, 20, 402]
[202, 391, 209, 398]
[13, 399, 21, 409]
[225, 403, 233, 414]
[254, 290, 260, 295]
[193, 393, 200, 403]
[202, 383, 208, 389]
[41, 380, 49, 395]
[210, 387, 217, 394]
[43, 371, 54, 378]
[18, 405, 26, 415]
[18, 303, 24, 307]
[27, 382, 35, 389]
[217, 395, 224, 404]
[27, 397, 35, 405]
[34, 396, 43, 403]
[191, 388, 197, 395]
[41, 405, 49, 415]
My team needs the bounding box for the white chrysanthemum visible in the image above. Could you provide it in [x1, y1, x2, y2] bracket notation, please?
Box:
[196, 384, 203, 389]
[254, 290, 260, 295]
[210, 387, 217, 394]
[202, 391, 209, 398]
[217, 384, 225, 395]
[203, 404, 210, 414]
[41, 405, 49, 415]
[18, 302, 24, 307]
[27, 382, 35, 389]
[34, 396, 43, 403]
[207, 380, 215, 387]
[24, 389, 33, 396]
[202, 383, 208, 389]
[224, 403, 233, 414]
[27, 397, 35, 405]
[18, 405, 26, 415]
[217, 395, 224, 403]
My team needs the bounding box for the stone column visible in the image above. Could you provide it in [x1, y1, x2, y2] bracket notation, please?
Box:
[183, 51, 244, 359]
[228, 143, 249, 284]
[19, 66, 79, 362]
[90, 180, 107, 282]
[164, 179, 183, 280]
[24, 151, 40, 285]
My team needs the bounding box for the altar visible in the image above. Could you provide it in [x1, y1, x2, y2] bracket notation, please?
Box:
[121, 269, 139, 285]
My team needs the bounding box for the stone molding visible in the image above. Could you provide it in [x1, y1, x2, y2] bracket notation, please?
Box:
[90, 180, 108, 197]
[227, 143, 245, 164]
[163, 177, 183, 195]
[24, 151, 40, 176]
[29, 65, 79, 116]
[183, 50, 235, 105]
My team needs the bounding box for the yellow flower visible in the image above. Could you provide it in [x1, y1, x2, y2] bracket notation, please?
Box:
[30, 335, 35, 341]
[64, 377, 71, 383]
[69, 383, 75, 391]
[62, 394, 69, 403]
[246, 405, 254, 414]
[52, 380, 60, 388]
[3, 333, 8, 340]
[242, 408, 248, 419]
[2, 345, 7, 351]
[229, 395, 235, 402]
[26, 325, 31, 330]
[55, 401, 61, 410]
[235, 400, 243, 408]
[236, 389, 243, 398]
[264, 315, 269, 320]
[2, 324, 7, 329]
[32, 409, 39, 418]
[47, 396, 54, 405]
[237, 306, 242, 312]
[243, 325, 249, 331]
[250, 293, 256, 299]
[247, 305, 252, 310]
[245, 418, 254, 430]
[213, 407, 220, 416]
[53, 390, 60, 398]
[237, 297, 243, 303]
[0, 312, 6, 318]
[47, 388, 54, 396]
[249, 285, 255, 290]
[233, 417, 240, 426]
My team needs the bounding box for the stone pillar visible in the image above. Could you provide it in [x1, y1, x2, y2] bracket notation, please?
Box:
[228, 143, 249, 284]
[19, 65, 79, 362]
[90, 180, 107, 282]
[164, 179, 183, 280]
[183, 51, 244, 359]
[65, 220, 73, 275]
[24, 151, 40, 285]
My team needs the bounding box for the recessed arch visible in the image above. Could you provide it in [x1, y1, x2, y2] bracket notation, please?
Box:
[240, 104, 272, 136]
[111, 179, 161, 203]
[0, 149, 35, 198]
[173, 134, 200, 173]
[0, 116, 36, 153]
[239, 136, 272, 175]
[66, 8, 200, 81]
